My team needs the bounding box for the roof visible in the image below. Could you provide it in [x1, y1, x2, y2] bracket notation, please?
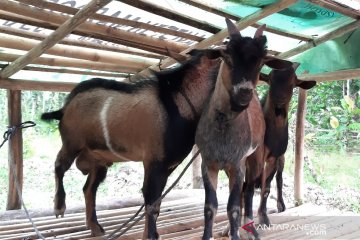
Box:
[0, 0, 359, 91]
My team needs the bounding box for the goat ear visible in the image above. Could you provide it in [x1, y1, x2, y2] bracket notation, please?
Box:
[225, 18, 241, 38]
[254, 24, 266, 38]
[263, 56, 293, 69]
[292, 62, 301, 71]
[259, 72, 270, 83]
[296, 79, 317, 89]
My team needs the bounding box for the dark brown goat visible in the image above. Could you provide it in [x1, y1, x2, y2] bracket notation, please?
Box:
[244, 63, 316, 229]
[195, 19, 292, 240]
[41, 49, 222, 239]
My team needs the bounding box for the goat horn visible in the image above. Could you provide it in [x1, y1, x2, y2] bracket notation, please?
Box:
[225, 18, 241, 38]
[254, 24, 266, 38]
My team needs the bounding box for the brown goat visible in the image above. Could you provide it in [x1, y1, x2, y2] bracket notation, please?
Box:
[41, 49, 222, 239]
[244, 63, 316, 230]
[195, 19, 292, 240]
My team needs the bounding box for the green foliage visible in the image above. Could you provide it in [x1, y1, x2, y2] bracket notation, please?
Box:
[304, 80, 360, 150]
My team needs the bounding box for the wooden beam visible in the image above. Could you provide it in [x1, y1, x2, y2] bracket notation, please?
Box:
[294, 88, 307, 206]
[0, 53, 138, 73]
[15, 0, 205, 42]
[306, 0, 360, 19]
[0, 1, 188, 56]
[278, 19, 360, 59]
[191, 146, 203, 189]
[0, 26, 164, 59]
[6, 90, 23, 210]
[0, 64, 129, 78]
[136, 0, 298, 76]
[179, 0, 313, 42]
[298, 68, 360, 82]
[118, 0, 221, 34]
[0, 0, 112, 79]
[0, 78, 76, 92]
[0, 33, 156, 69]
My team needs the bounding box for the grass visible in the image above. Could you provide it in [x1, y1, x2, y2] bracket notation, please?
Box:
[284, 149, 360, 191]
[284, 147, 360, 213]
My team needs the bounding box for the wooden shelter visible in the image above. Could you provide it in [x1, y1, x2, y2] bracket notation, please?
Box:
[0, 0, 359, 239]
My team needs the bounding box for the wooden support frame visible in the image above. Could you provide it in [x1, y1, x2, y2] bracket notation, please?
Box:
[294, 88, 307, 205]
[298, 68, 360, 82]
[0, 33, 156, 69]
[15, 0, 205, 42]
[0, 78, 76, 92]
[0, 0, 188, 56]
[0, 64, 129, 79]
[118, 0, 221, 34]
[6, 90, 23, 210]
[0, 25, 163, 60]
[0, 53, 139, 73]
[136, 0, 298, 75]
[191, 146, 202, 189]
[278, 19, 360, 59]
[0, 0, 113, 79]
[1, 68, 358, 94]
[179, 0, 314, 42]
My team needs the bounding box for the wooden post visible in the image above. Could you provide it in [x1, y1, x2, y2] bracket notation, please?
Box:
[294, 88, 307, 206]
[191, 145, 203, 189]
[6, 90, 23, 210]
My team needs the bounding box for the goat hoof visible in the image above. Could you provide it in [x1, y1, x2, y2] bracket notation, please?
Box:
[54, 208, 65, 218]
[258, 214, 270, 226]
[90, 224, 105, 237]
[277, 201, 286, 213]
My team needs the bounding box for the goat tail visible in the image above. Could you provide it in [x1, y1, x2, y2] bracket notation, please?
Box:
[41, 110, 63, 121]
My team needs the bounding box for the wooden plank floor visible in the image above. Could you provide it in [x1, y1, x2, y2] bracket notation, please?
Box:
[0, 190, 359, 240]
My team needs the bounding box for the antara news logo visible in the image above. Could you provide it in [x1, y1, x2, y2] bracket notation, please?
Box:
[242, 221, 327, 237]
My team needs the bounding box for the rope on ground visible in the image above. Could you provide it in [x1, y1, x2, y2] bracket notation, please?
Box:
[107, 149, 201, 240]
[1, 121, 45, 240]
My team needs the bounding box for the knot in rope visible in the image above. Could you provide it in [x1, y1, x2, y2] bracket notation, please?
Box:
[0, 121, 36, 149]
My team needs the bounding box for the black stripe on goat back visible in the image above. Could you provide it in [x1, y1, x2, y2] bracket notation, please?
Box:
[66, 77, 158, 103]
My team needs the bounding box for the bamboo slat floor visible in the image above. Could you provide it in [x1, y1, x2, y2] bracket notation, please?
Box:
[0, 189, 359, 240]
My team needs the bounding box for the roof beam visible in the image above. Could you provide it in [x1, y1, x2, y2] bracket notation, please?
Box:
[0, 33, 156, 69]
[278, 19, 360, 59]
[0, 53, 138, 74]
[136, 0, 298, 76]
[16, 0, 205, 42]
[179, 0, 313, 42]
[0, 1, 188, 56]
[299, 68, 360, 82]
[0, 25, 163, 60]
[117, 0, 221, 34]
[0, 78, 76, 92]
[306, 0, 360, 19]
[0, 64, 128, 79]
[0, 0, 112, 79]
